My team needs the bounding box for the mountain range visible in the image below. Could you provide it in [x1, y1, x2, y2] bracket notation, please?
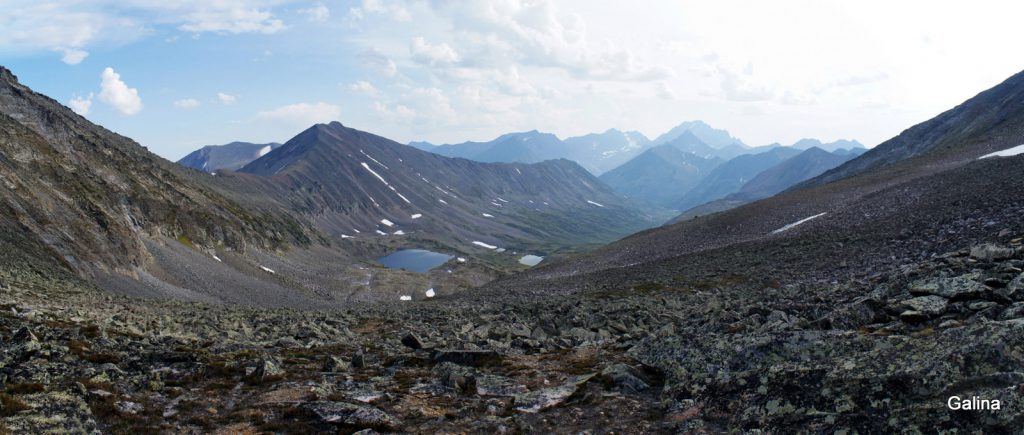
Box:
[4, 62, 1024, 433]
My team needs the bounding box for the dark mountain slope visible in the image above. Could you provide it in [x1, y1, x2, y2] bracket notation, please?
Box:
[241, 122, 665, 248]
[599, 144, 720, 207]
[804, 69, 1024, 187]
[737, 147, 854, 198]
[671, 147, 802, 211]
[177, 141, 281, 172]
[0, 67, 310, 278]
[561, 129, 651, 174]
[668, 147, 855, 222]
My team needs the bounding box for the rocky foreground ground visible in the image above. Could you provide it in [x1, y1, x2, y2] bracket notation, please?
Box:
[2, 231, 1024, 433]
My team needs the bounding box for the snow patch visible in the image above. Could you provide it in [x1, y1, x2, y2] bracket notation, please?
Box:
[456, 257, 466, 263]
[257, 145, 272, 157]
[411, 213, 422, 219]
[482, 213, 494, 218]
[496, 197, 509, 203]
[399, 295, 412, 301]
[393, 230, 405, 235]
[425, 288, 436, 298]
[472, 241, 498, 249]
[375, 230, 387, 235]
[260, 266, 275, 274]
[438, 199, 448, 204]
[353, 228, 361, 233]
[380, 219, 394, 227]
[341, 234, 354, 239]
[212, 255, 222, 262]
[771, 212, 827, 234]
[491, 202, 502, 207]
[586, 200, 605, 207]
[359, 149, 390, 169]
[979, 144, 1024, 159]
[515, 167, 522, 175]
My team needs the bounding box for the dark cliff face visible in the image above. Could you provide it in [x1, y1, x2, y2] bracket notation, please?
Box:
[0, 66, 311, 276]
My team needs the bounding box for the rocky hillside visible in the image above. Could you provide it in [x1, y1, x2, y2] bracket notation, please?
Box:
[177, 141, 281, 172]
[671, 147, 801, 211]
[0, 67, 310, 279]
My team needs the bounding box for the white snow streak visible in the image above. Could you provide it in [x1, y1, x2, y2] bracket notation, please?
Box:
[393, 230, 405, 235]
[411, 213, 422, 219]
[399, 295, 412, 301]
[771, 212, 827, 234]
[362, 162, 389, 185]
[359, 149, 389, 169]
[380, 219, 394, 227]
[587, 200, 605, 207]
[341, 234, 354, 239]
[376, 230, 387, 235]
[212, 255, 222, 262]
[979, 144, 1024, 159]
[472, 241, 498, 249]
[438, 199, 448, 204]
[456, 257, 466, 263]
[260, 266, 275, 274]
[496, 198, 509, 203]
[482, 213, 494, 218]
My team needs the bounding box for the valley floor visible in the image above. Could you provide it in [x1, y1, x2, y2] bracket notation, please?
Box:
[2, 233, 1024, 433]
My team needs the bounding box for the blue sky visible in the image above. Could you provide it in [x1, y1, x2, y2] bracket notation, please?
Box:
[3, 1, 1024, 160]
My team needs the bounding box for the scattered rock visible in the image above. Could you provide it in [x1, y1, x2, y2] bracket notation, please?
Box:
[430, 349, 500, 367]
[246, 358, 284, 384]
[514, 374, 595, 413]
[908, 276, 993, 301]
[599, 363, 650, 393]
[970, 244, 1015, 261]
[323, 356, 348, 372]
[303, 401, 399, 431]
[401, 332, 424, 350]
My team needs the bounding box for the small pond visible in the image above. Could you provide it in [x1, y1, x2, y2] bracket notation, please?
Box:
[518, 255, 544, 266]
[378, 249, 454, 273]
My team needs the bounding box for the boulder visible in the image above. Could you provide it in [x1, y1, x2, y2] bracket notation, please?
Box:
[303, 401, 399, 431]
[430, 349, 500, 367]
[970, 244, 1015, 262]
[908, 276, 996, 301]
[514, 373, 595, 413]
[323, 356, 348, 372]
[599, 363, 650, 393]
[401, 332, 424, 350]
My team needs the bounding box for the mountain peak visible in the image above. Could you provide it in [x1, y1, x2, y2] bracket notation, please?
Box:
[0, 66, 17, 84]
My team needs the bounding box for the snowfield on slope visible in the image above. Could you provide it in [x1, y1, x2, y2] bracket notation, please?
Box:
[771, 212, 827, 234]
[979, 144, 1024, 159]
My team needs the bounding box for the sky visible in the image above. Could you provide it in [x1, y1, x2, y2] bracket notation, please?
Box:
[3, 1, 1024, 161]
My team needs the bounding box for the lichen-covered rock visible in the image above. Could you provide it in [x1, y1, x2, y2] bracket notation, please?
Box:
[514, 374, 595, 413]
[303, 401, 399, 431]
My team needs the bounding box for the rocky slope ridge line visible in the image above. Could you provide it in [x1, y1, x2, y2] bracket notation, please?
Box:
[0, 66, 312, 278]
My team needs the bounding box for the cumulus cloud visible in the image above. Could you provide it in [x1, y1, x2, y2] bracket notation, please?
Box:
[59, 48, 89, 65]
[68, 94, 93, 115]
[299, 3, 330, 22]
[217, 92, 237, 105]
[656, 82, 677, 100]
[410, 37, 460, 66]
[349, 81, 380, 96]
[98, 67, 143, 115]
[256, 102, 341, 127]
[173, 98, 201, 109]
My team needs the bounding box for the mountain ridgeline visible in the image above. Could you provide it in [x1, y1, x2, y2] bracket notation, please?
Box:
[177, 141, 282, 172]
[238, 122, 663, 247]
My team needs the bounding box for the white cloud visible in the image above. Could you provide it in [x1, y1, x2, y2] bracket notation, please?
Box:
[68, 94, 93, 115]
[410, 36, 460, 66]
[349, 81, 380, 96]
[217, 92, 237, 105]
[173, 98, 201, 109]
[59, 48, 89, 65]
[299, 3, 330, 22]
[349, 0, 411, 22]
[98, 67, 143, 115]
[178, 5, 285, 34]
[656, 82, 677, 100]
[256, 102, 341, 126]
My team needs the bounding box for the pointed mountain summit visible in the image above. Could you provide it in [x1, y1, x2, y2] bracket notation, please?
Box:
[653, 120, 747, 149]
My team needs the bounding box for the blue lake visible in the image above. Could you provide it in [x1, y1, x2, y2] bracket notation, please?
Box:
[378, 249, 454, 273]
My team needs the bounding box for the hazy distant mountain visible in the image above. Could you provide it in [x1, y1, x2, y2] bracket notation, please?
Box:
[790, 138, 865, 153]
[737, 147, 856, 198]
[671, 147, 802, 211]
[652, 120, 747, 149]
[412, 129, 651, 175]
[661, 131, 719, 159]
[177, 141, 282, 172]
[561, 129, 651, 174]
[599, 144, 721, 207]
